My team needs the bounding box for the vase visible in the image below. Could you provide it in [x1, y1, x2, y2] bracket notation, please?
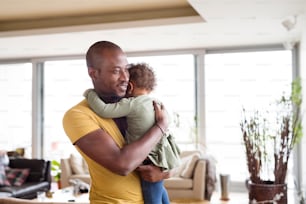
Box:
[247, 181, 287, 204]
[220, 174, 230, 201]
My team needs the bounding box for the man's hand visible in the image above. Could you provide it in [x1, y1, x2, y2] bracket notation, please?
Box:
[136, 164, 170, 182]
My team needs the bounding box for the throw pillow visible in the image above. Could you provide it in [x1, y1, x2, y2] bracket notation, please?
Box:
[180, 153, 200, 178]
[70, 154, 85, 174]
[172, 157, 188, 177]
[172, 152, 201, 178]
[5, 168, 30, 186]
[0, 165, 10, 186]
[0, 153, 9, 166]
[82, 159, 89, 174]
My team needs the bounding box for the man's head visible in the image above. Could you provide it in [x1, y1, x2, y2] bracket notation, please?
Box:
[86, 41, 129, 102]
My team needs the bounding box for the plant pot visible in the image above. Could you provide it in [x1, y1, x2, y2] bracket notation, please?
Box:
[247, 181, 287, 204]
[57, 180, 62, 189]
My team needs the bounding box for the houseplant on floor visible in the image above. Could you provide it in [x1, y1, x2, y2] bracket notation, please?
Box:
[51, 160, 61, 189]
[240, 78, 303, 204]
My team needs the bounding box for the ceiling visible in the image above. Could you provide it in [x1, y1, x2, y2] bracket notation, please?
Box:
[0, 0, 305, 60]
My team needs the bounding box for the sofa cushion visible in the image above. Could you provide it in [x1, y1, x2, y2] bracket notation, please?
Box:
[0, 166, 10, 186]
[0, 181, 49, 198]
[69, 154, 88, 174]
[9, 159, 46, 182]
[70, 174, 91, 184]
[180, 153, 200, 178]
[173, 152, 200, 179]
[164, 177, 193, 189]
[5, 168, 30, 186]
[83, 159, 89, 174]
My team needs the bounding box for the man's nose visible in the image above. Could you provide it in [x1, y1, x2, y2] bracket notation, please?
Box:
[120, 70, 129, 81]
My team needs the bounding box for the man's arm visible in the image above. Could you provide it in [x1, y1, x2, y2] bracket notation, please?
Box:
[74, 101, 168, 176]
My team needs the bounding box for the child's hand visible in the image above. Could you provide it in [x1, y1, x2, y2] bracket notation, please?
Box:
[153, 101, 168, 135]
[83, 88, 94, 97]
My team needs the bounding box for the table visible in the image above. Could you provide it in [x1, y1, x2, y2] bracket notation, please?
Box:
[34, 186, 89, 203]
[0, 192, 12, 198]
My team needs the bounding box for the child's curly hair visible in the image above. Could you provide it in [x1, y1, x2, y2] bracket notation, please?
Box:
[128, 63, 156, 91]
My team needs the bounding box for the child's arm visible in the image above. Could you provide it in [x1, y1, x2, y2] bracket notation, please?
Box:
[83, 89, 133, 118]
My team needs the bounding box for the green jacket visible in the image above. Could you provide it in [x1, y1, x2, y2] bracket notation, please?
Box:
[84, 89, 181, 170]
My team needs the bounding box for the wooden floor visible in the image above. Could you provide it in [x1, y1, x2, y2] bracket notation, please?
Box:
[171, 190, 297, 204]
[171, 192, 248, 204]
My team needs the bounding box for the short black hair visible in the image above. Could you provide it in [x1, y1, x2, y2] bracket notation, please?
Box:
[86, 41, 122, 68]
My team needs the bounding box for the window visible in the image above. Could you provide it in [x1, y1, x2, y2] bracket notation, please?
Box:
[128, 54, 196, 150]
[0, 63, 32, 156]
[42, 54, 196, 160]
[43, 60, 92, 160]
[204, 50, 293, 188]
[1, 47, 299, 193]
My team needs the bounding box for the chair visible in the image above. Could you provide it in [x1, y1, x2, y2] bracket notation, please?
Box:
[164, 150, 216, 201]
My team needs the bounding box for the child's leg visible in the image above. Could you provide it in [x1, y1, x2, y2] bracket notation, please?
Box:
[141, 179, 165, 204]
[161, 185, 170, 204]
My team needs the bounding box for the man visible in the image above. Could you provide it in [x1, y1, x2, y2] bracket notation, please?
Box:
[63, 41, 169, 204]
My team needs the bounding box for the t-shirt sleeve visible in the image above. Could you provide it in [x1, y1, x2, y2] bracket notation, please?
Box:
[62, 108, 100, 144]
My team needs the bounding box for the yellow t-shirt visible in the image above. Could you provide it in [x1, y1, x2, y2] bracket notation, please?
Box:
[62, 99, 143, 204]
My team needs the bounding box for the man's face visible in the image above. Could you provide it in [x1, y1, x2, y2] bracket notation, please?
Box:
[89, 49, 129, 101]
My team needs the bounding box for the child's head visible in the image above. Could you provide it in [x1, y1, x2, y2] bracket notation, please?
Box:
[128, 63, 156, 93]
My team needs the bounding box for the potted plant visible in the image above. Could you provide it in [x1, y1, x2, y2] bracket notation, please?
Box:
[240, 78, 303, 204]
[51, 160, 61, 189]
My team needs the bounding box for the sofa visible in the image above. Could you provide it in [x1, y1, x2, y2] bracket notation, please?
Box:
[164, 150, 216, 201]
[0, 158, 51, 199]
[60, 150, 216, 201]
[164, 150, 206, 200]
[60, 154, 90, 188]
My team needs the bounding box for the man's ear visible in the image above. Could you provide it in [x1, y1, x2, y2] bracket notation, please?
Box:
[88, 67, 97, 81]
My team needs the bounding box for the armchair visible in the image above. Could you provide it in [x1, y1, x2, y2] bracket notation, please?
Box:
[164, 150, 216, 201]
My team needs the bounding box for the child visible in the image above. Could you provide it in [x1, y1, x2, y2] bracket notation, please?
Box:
[83, 63, 180, 204]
